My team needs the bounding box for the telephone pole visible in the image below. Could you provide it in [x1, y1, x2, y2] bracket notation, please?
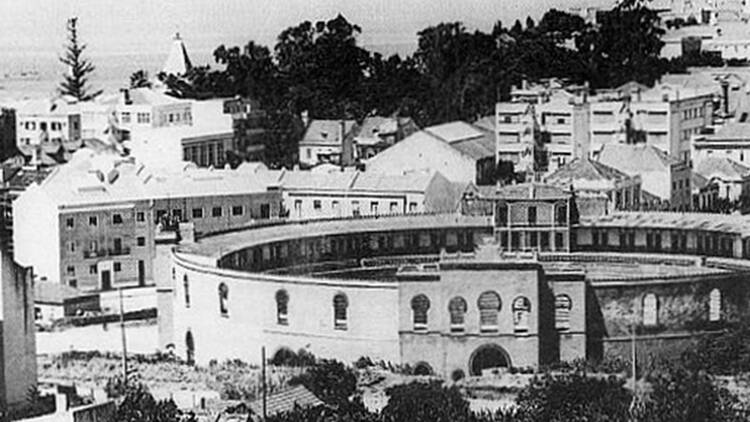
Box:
[119, 287, 128, 385]
[261, 346, 267, 421]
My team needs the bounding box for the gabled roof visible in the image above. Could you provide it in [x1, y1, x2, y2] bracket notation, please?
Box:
[694, 156, 750, 181]
[545, 158, 632, 184]
[248, 385, 324, 417]
[423, 121, 494, 160]
[597, 144, 679, 174]
[300, 120, 357, 146]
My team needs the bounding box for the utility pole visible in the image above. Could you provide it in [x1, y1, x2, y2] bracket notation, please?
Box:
[630, 321, 638, 421]
[261, 346, 267, 421]
[119, 287, 128, 385]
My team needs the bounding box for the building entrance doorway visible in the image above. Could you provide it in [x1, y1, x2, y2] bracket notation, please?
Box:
[469, 344, 510, 376]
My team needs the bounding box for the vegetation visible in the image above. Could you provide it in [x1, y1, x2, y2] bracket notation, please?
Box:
[59, 17, 102, 101]
[157, 3, 672, 167]
[113, 383, 193, 422]
[129, 70, 152, 89]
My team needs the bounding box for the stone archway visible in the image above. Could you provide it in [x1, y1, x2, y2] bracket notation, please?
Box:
[469, 344, 510, 376]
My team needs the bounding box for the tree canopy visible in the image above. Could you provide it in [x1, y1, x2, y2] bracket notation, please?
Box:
[59, 17, 102, 101]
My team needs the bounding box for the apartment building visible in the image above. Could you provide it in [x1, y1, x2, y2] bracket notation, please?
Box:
[13, 149, 282, 292]
[692, 122, 750, 166]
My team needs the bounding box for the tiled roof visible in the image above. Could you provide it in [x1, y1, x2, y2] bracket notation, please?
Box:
[449, 134, 494, 160]
[300, 120, 357, 146]
[694, 156, 750, 181]
[597, 144, 678, 174]
[26, 148, 271, 208]
[545, 158, 631, 185]
[179, 213, 492, 259]
[248, 385, 324, 417]
[424, 121, 486, 143]
[580, 211, 750, 237]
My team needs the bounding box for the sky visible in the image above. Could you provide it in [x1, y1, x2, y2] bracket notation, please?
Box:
[0, 0, 613, 58]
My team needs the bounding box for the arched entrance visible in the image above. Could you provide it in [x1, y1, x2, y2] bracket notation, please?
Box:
[185, 330, 195, 365]
[469, 344, 510, 376]
[413, 361, 433, 376]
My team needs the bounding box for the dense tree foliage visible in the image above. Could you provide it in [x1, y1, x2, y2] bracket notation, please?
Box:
[289, 359, 358, 408]
[129, 70, 152, 89]
[59, 17, 102, 101]
[158, 5, 674, 166]
[381, 381, 473, 422]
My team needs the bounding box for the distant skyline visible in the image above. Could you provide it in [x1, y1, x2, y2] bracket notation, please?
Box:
[0, 0, 613, 58]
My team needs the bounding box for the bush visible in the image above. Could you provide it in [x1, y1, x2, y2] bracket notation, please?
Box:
[289, 360, 357, 408]
[270, 348, 317, 367]
[513, 372, 632, 422]
[114, 383, 180, 422]
[382, 381, 472, 422]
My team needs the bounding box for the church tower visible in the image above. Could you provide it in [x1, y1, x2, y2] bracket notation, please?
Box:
[162, 33, 193, 76]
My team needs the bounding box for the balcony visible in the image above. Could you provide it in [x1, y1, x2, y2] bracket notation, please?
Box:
[83, 249, 107, 259]
[108, 247, 131, 257]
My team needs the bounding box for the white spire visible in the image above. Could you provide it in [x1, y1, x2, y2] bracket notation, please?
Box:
[162, 33, 192, 76]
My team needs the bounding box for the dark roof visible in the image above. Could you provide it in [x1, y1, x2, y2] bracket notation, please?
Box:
[248, 385, 324, 416]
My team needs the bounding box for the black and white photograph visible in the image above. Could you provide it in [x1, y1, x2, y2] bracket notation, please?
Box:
[1, 0, 750, 420]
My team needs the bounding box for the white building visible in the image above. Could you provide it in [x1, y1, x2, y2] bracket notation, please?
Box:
[694, 155, 750, 202]
[102, 88, 193, 134]
[14, 98, 82, 161]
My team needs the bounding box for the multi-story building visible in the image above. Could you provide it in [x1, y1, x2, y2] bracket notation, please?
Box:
[496, 90, 591, 174]
[544, 158, 642, 216]
[224, 97, 267, 162]
[252, 167, 460, 220]
[596, 143, 693, 211]
[104, 88, 193, 134]
[366, 121, 495, 185]
[0, 247, 37, 413]
[14, 98, 82, 160]
[692, 122, 750, 165]
[13, 149, 283, 292]
[477, 183, 573, 253]
[298, 117, 358, 168]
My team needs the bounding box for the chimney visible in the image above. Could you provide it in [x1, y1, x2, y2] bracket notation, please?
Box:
[121, 88, 132, 105]
[55, 393, 68, 414]
[301, 110, 310, 127]
[522, 79, 528, 90]
[721, 80, 729, 115]
[341, 120, 354, 167]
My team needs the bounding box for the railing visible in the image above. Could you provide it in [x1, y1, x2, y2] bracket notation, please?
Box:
[83, 249, 107, 259]
[108, 247, 131, 257]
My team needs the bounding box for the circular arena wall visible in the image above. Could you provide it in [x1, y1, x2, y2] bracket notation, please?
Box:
[167, 213, 750, 374]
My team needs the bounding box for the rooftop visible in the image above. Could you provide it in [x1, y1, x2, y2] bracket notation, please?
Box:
[694, 156, 750, 181]
[597, 143, 679, 174]
[580, 211, 750, 236]
[178, 213, 492, 260]
[300, 120, 357, 146]
[248, 385, 324, 417]
[545, 158, 633, 186]
[491, 182, 570, 200]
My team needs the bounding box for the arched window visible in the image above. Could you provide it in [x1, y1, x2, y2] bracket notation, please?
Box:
[478, 291, 501, 332]
[448, 296, 468, 332]
[276, 289, 289, 325]
[333, 293, 348, 330]
[555, 295, 572, 331]
[709, 288, 722, 322]
[411, 294, 431, 332]
[185, 330, 195, 365]
[218, 283, 229, 317]
[512, 297, 532, 334]
[183, 275, 190, 308]
[643, 293, 658, 327]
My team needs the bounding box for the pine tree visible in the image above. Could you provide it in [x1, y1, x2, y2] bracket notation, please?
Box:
[129, 69, 152, 89]
[59, 17, 102, 101]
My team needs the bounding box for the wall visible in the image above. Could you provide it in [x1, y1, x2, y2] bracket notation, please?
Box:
[0, 251, 37, 410]
[171, 254, 400, 366]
